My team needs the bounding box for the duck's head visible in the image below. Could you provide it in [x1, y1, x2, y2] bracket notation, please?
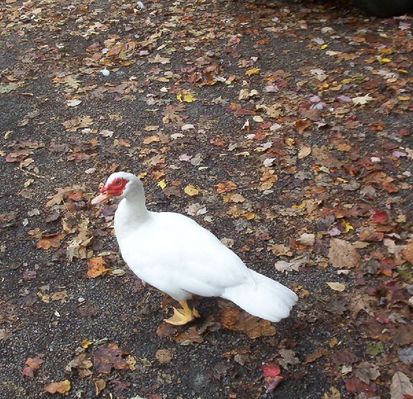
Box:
[91, 172, 142, 205]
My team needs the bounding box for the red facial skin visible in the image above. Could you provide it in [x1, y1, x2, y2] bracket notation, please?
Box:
[101, 177, 128, 197]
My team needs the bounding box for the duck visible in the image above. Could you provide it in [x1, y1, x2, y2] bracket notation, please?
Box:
[92, 172, 298, 325]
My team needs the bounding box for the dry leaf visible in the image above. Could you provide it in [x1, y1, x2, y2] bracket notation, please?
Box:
[328, 238, 360, 269]
[327, 282, 346, 292]
[184, 184, 200, 196]
[402, 241, 413, 264]
[215, 181, 237, 193]
[87, 257, 109, 278]
[37, 234, 65, 250]
[298, 146, 312, 159]
[219, 306, 276, 339]
[390, 371, 413, 399]
[44, 380, 71, 395]
[93, 343, 131, 374]
[22, 356, 44, 378]
[155, 349, 174, 364]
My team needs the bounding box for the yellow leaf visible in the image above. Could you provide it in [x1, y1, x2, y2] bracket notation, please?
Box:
[81, 339, 92, 349]
[243, 211, 256, 220]
[342, 221, 354, 233]
[184, 184, 200, 196]
[377, 56, 391, 64]
[158, 179, 167, 190]
[327, 282, 346, 292]
[177, 92, 196, 103]
[138, 172, 147, 179]
[245, 67, 261, 76]
[44, 380, 71, 395]
[87, 257, 109, 278]
[320, 44, 328, 50]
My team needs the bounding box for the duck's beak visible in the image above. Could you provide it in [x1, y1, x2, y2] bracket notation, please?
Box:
[91, 192, 110, 205]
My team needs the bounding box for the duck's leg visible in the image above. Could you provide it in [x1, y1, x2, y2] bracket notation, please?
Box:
[164, 300, 200, 325]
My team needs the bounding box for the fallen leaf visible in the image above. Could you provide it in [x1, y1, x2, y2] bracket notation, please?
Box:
[295, 119, 312, 133]
[328, 238, 360, 269]
[278, 349, 299, 369]
[352, 94, 373, 105]
[93, 343, 131, 374]
[390, 372, 413, 399]
[245, 67, 261, 76]
[262, 363, 284, 394]
[177, 92, 196, 103]
[402, 242, 413, 264]
[327, 282, 346, 292]
[175, 327, 204, 345]
[371, 210, 389, 225]
[37, 233, 65, 250]
[298, 146, 312, 159]
[354, 362, 380, 384]
[22, 356, 44, 378]
[322, 387, 341, 399]
[44, 380, 71, 395]
[219, 306, 276, 339]
[297, 233, 315, 246]
[215, 181, 237, 193]
[87, 257, 109, 278]
[155, 349, 174, 364]
[184, 184, 200, 197]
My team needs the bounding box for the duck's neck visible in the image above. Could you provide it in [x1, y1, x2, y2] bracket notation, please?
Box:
[114, 187, 150, 236]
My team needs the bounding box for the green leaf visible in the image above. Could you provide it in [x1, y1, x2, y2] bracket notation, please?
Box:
[0, 83, 19, 94]
[367, 342, 384, 357]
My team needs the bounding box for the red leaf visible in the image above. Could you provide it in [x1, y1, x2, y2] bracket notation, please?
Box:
[371, 210, 389, 225]
[262, 362, 281, 378]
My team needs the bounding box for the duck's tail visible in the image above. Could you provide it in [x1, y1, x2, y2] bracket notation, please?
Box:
[222, 269, 298, 322]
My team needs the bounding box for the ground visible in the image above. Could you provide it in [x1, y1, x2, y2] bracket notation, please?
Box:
[0, 0, 412, 398]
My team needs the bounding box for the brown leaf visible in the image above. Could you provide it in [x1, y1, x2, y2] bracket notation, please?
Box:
[359, 227, 384, 242]
[345, 377, 376, 395]
[22, 356, 44, 378]
[65, 353, 93, 378]
[328, 238, 360, 269]
[305, 348, 328, 363]
[44, 380, 71, 394]
[37, 233, 65, 250]
[354, 362, 380, 384]
[87, 257, 109, 278]
[155, 349, 174, 364]
[402, 241, 413, 264]
[215, 181, 237, 194]
[219, 306, 276, 339]
[295, 119, 312, 133]
[175, 327, 204, 345]
[93, 343, 131, 374]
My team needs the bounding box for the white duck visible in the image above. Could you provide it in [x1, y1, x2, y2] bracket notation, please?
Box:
[92, 172, 298, 325]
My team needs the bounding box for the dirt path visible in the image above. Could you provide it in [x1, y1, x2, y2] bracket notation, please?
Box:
[1, 1, 412, 398]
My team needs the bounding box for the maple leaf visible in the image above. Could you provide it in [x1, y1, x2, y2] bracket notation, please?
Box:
[93, 343, 132, 374]
[87, 257, 109, 278]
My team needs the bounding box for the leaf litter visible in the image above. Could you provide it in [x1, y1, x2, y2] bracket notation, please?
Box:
[1, 0, 412, 397]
